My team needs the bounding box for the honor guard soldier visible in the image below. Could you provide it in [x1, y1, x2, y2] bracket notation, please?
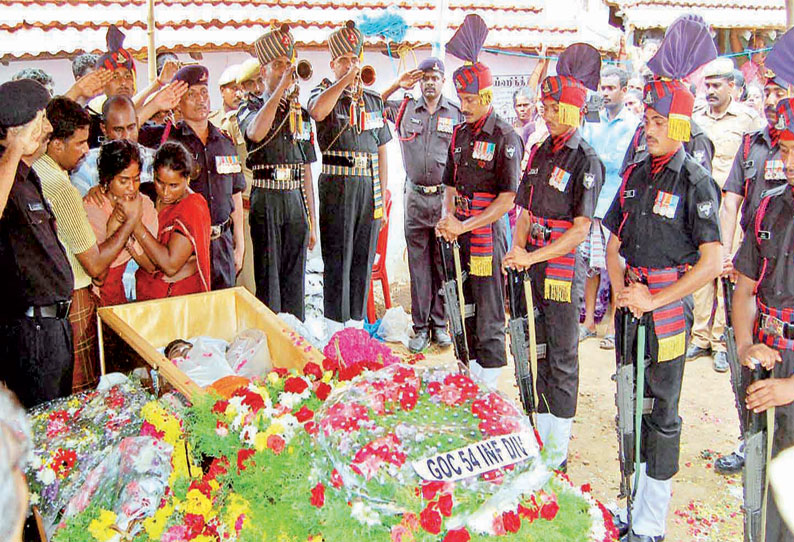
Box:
[141, 65, 247, 290]
[237, 24, 317, 320]
[503, 43, 605, 471]
[714, 27, 794, 476]
[603, 17, 723, 541]
[732, 97, 794, 542]
[308, 21, 392, 325]
[436, 14, 521, 385]
[0, 80, 76, 408]
[382, 57, 464, 352]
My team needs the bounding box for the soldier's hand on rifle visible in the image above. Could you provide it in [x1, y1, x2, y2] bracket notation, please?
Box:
[436, 215, 465, 241]
[740, 342, 782, 371]
[502, 246, 532, 272]
[746, 376, 794, 413]
[617, 282, 655, 318]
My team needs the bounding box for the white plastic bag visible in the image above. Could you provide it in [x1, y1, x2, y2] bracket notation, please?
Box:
[226, 328, 272, 378]
[375, 306, 414, 347]
[175, 337, 235, 387]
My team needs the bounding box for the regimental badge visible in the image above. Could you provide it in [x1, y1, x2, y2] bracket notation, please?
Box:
[652, 190, 680, 219]
[583, 172, 595, 189]
[506, 145, 516, 159]
[549, 166, 571, 192]
[542, 80, 551, 93]
[215, 155, 242, 174]
[694, 150, 705, 165]
[776, 116, 787, 130]
[697, 201, 713, 218]
[364, 111, 384, 131]
[437, 117, 454, 134]
[636, 144, 646, 152]
[455, 79, 464, 91]
[765, 159, 786, 180]
[472, 141, 496, 161]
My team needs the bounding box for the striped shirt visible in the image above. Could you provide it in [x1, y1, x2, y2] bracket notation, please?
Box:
[34, 154, 96, 290]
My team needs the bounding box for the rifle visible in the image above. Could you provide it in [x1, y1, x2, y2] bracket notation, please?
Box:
[722, 277, 746, 431]
[615, 309, 649, 535]
[505, 268, 538, 426]
[438, 238, 470, 365]
[723, 276, 771, 542]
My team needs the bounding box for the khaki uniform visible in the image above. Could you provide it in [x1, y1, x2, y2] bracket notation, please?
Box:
[691, 99, 764, 354]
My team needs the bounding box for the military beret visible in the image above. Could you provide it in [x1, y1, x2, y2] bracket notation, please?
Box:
[172, 65, 209, 86]
[418, 57, 444, 74]
[0, 79, 50, 128]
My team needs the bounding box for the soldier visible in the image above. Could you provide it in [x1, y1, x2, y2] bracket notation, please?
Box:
[308, 21, 391, 325]
[603, 16, 722, 542]
[140, 65, 247, 290]
[731, 96, 794, 542]
[437, 14, 521, 385]
[503, 43, 605, 470]
[237, 24, 317, 320]
[382, 57, 463, 351]
[714, 25, 794, 477]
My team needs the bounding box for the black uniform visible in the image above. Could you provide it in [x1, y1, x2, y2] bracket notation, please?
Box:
[604, 147, 722, 480]
[237, 92, 317, 320]
[385, 95, 464, 333]
[723, 128, 784, 232]
[0, 156, 75, 408]
[441, 110, 522, 367]
[142, 121, 247, 290]
[734, 184, 794, 542]
[308, 83, 392, 323]
[620, 120, 714, 175]
[515, 130, 603, 417]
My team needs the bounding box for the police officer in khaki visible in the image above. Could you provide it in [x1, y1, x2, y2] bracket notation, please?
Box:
[690, 57, 765, 372]
[382, 58, 463, 352]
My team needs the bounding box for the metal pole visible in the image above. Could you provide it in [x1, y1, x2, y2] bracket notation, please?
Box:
[147, 0, 156, 83]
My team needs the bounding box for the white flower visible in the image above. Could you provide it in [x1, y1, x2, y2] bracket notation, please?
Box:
[36, 467, 56, 486]
[29, 493, 40, 506]
[350, 500, 381, 526]
[240, 424, 258, 446]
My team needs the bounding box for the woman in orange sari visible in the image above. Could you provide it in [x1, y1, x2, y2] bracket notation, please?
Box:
[133, 141, 212, 300]
[84, 140, 158, 305]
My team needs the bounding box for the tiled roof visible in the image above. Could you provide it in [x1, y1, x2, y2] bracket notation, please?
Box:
[0, 0, 622, 61]
[608, 0, 786, 29]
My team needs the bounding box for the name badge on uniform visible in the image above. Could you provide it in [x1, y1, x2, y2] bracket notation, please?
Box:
[364, 111, 384, 131]
[549, 166, 571, 192]
[215, 155, 241, 174]
[765, 159, 786, 180]
[437, 117, 454, 134]
[653, 190, 679, 219]
[472, 141, 495, 161]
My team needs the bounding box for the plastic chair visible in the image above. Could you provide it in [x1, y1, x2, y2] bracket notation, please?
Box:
[367, 189, 392, 323]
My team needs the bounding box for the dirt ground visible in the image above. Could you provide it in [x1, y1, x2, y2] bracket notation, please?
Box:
[379, 281, 744, 541]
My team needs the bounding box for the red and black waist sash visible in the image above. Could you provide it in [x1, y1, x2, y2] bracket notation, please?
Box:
[527, 215, 575, 303]
[626, 264, 689, 362]
[756, 300, 794, 351]
[455, 192, 497, 277]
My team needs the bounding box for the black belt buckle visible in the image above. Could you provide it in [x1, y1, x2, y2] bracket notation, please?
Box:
[454, 195, 470, 214]
[529, 222, 551, 242]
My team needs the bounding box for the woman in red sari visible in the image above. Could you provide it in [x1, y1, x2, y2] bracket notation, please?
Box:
[84, 140, 158, 305]
[133, 141, 212, 300]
